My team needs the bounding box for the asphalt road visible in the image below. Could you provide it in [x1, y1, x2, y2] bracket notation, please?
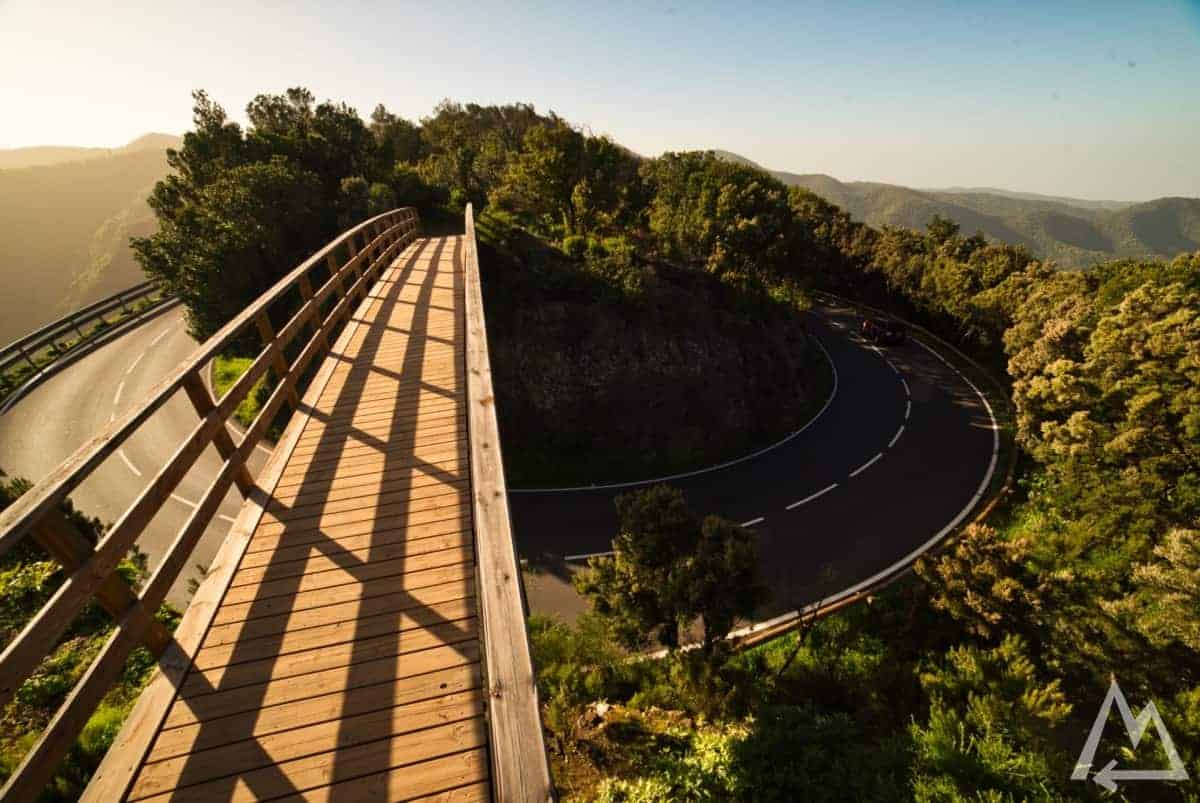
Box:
[511, 299, 998, 620]
[0, 306, 267, 606]
[0, 298, 995, 619]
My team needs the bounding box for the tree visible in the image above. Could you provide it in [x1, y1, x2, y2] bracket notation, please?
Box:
[641, 152, 792, 277]
[1108, 528, 1200, 655]
[909, 636, 1073, 801]
[925, 213, 960, 245]
[574, 485, 766, 652]
[134, 158, 323, 340]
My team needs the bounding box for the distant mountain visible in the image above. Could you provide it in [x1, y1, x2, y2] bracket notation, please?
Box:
[715, 151, 1200, 269]
[0, 132, 178, 171]
[923, 186, 1130, 212]
[0, 134, 180, 344]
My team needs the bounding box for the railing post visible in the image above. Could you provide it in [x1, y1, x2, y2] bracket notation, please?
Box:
[181, 372, 255, 496]
[254, 311, 301, 410]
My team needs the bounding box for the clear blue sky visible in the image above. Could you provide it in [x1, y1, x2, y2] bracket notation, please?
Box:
[1, 0, 1197, 200]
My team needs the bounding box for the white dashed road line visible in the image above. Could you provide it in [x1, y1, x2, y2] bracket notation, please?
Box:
[905, 400, 912, 420]
[786, 483, 839, 510]
[112, 381, 125, 408]
[849, 452, 884, 478]
[740, 517, 765, 527]
[901, 377, 910, 397]
[125, 351, 145, 376]
[148, 328, 170, 348]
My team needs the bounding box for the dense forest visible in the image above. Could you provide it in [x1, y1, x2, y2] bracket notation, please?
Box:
[2, 88, 1196, 799]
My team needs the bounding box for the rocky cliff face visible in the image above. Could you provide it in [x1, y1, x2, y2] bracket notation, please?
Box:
[479, 238, 814, 486]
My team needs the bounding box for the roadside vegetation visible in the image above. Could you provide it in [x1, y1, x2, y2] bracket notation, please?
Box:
[0, 472, 180, 800]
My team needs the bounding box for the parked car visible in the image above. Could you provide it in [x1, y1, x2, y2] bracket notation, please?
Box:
[861, 316, 907, 345]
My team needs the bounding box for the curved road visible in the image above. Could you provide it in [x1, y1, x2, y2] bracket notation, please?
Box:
[0, 307, 267, 605]
[511, 299, 997, 620]
[0, 299, 995, 618]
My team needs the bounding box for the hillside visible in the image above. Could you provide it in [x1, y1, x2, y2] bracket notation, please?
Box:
[0, 135, 178, 344]
[716, 151, 1200, 269]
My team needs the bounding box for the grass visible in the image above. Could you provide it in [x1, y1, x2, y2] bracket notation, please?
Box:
[211, 354, 271, 429]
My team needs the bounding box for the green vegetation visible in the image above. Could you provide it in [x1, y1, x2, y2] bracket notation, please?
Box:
[210, 354, 272, 429]
[0, 472, 180, 801]
[575, 486, 766, 653]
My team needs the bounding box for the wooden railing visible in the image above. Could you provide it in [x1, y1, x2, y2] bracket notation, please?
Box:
[462, 204, 555, 801]
[0, 207, 419, 800]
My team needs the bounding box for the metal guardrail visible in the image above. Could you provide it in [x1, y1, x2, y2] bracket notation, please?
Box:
[0, 281, 178, 414]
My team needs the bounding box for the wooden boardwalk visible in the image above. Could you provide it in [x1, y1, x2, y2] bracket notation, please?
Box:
[124, 236, 490, 801]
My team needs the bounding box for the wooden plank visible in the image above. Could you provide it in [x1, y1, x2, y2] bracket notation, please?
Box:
[254, 483, 467, 533]
[246, 504, 470, 542]
[210, 563, 475, 628]
[164, 642, 481, 729]
[202, 581, 475, 648]
[220, 544, 475, 606]
[182, 617, 478, 696]
[228, 530, 473, 589]
[129, 690, 485, 799]
[136, 719, 488, 803]
[462, 206, 554, 802]
[191, 599, 477, 674]
[263, 474, 468, 518]
[270, 749, 490, 803]
[147, 662, 481, 761]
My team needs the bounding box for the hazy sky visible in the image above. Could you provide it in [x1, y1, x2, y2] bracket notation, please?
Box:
[2, 0, 1198, 201]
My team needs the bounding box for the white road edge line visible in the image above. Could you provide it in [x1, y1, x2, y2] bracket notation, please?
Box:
[740, 517, 765, 527]
[117, 450, 142, 477]
[786, 483, 838, 510]
[512, 335, 840, 493]
[849, 452, 884, 478]
[888, 424, 905, 449]
[563, 550, 615, 562]
[720, 334, 1002, 645]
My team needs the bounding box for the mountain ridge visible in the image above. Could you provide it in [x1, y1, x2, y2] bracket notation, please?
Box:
[711, 150, 1199, 268]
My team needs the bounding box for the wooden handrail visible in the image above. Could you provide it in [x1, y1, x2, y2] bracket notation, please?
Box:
[0, 208, 419, 801]
[462, 203, 555, 802]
